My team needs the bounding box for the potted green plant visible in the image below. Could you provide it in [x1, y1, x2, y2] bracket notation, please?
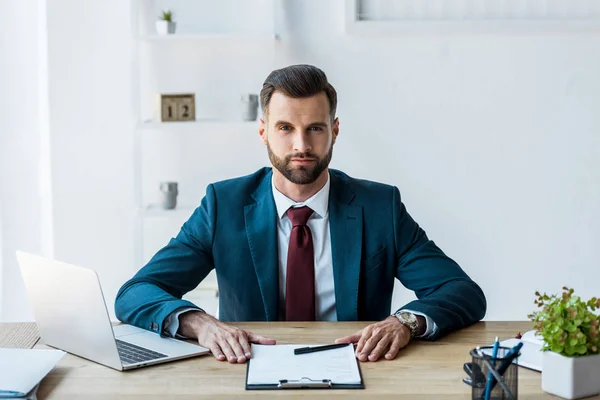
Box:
[529, 287, 600, 399]
[156, 10, 176, 35]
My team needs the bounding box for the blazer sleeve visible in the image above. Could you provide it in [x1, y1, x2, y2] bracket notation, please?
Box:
[114, 184, 217, 336]
[391, 186, 486, 339]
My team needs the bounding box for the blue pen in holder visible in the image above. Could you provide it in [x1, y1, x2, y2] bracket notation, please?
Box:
[469, 346, 519, 400]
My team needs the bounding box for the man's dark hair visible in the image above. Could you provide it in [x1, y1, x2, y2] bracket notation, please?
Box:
[260, 64, 337, 122]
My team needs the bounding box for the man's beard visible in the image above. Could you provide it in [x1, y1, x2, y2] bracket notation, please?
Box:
[267, 142, 333, 185]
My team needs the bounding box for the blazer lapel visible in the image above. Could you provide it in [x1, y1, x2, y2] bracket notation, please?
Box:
[329, 171, 362, 321]
[244, 170, 279, 321]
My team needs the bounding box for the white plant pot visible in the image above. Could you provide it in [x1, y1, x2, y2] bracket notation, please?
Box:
[542, 351, 600, 399]
[155, 20, 176, 35]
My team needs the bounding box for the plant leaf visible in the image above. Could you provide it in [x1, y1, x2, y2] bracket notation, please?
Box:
[565, 345, 575, 356]
[551, 343, 564, 353]
[576, 345, 587, 354]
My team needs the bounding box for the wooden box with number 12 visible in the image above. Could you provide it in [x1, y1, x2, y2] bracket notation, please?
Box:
[157, 93, 196, 122]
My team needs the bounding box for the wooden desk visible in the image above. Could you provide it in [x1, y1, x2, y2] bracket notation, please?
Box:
[27, 321, 590, 399]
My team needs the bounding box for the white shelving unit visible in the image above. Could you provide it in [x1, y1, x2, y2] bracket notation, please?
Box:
[131, 0, 280, 315]
[139, 33, 278, 42]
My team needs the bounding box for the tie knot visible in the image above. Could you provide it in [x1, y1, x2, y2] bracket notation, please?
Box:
[286, 206, 313, 226]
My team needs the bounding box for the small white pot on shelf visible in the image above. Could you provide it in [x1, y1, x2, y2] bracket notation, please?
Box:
[542, 351, 600, 399]
[155, 20, 176, 35]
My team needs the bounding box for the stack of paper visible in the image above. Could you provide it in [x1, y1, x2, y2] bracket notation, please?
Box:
[0, 349, 65, 399]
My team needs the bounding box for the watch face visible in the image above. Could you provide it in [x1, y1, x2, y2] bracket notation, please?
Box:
[400, 312, 416, 324]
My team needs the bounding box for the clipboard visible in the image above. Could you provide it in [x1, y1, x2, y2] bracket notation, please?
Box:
[245, 359, 365, 390]
[244, 344, 365, 390]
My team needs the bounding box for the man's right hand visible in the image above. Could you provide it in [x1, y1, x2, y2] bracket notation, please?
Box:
[178, 311, 276, 363]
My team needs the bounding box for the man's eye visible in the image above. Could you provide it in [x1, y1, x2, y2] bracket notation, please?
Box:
[309, 126, 323, 132]
[280, 125, 291, 131]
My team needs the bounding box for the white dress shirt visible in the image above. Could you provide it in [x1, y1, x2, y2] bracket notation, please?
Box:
[271, 172, 337, 321]
[165, 171, 438, 338]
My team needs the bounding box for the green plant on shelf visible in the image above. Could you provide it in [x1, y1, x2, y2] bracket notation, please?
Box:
[528, 287, 600, 357]
[158, 10, 173, 22]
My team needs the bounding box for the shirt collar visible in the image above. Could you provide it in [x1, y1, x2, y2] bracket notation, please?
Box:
[271, 172, 330, 220]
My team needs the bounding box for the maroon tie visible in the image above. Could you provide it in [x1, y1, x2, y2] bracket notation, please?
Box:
[285, 206, 315, 321]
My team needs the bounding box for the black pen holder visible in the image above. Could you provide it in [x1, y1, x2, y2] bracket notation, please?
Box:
[469, 346, 519, 400]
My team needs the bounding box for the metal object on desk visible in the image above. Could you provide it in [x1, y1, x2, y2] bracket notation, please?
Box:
[278, 378, 332, 389]
[467, 346, 520, 400]
[463, 362, 486, 388]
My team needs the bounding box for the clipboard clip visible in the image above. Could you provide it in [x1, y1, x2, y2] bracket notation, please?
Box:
[278, 378, 332, 388]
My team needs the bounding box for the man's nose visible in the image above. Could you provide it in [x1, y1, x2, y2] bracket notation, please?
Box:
[293, 133, 311, 153]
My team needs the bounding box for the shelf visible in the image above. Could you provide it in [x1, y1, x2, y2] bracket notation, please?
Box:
[137, 120, 259, 130]
[137, 206, 196, 218]
[138, 33, 278, 42]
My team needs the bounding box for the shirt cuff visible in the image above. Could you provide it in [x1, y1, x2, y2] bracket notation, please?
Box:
[401, 309, 439, 339]
[163, 306, 204, 338]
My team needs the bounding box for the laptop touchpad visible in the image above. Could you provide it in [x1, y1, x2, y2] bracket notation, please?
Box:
[113, 324, 147, 338]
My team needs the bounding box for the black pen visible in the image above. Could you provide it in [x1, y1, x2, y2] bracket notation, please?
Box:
[294, 343, 350, 355]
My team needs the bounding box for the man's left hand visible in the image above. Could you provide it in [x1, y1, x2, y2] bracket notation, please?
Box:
[334, 316, 410, 361]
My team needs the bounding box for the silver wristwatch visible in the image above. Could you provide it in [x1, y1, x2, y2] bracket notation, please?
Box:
[394, 311, 419, 338]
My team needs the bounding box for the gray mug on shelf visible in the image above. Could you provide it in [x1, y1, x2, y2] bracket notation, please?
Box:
[240, 94, 259, 121]
[159, 181, 178, 210]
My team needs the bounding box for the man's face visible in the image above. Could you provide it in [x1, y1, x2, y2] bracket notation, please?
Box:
[259, 91, 339, 185]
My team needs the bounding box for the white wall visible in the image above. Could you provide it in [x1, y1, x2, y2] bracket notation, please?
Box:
[2, 0, 598, 322]
[0, 0, 51, 321]
[44, 0, 136, 320]
[1, 0, 136, 322]
[0, 193, 2, 319]
[0, 202, 2, 319]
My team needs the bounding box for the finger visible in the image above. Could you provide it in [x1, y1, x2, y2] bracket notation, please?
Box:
[334, 331, 362, 344]
[356, 336, 372, 361]
[217, 339, 238, 363]
[238, 331, 252, 359]
[368, 336, 392, 362]
[385, 338, 403, 360]
[248, 332, 276, 345]
[359, 330, 384, 361]
[356, 327, 372, 355]
[226, 334, 247, 363]
[208, 342, 226, 362]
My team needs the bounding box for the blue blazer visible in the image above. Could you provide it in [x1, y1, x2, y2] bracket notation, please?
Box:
[115, 168, 486, 339]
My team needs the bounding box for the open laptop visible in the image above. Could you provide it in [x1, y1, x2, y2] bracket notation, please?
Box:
[16, 251, 210, 371]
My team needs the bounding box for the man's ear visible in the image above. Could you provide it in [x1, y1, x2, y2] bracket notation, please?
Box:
[332, 117, 340, 145]
[259, 118, 268, 145]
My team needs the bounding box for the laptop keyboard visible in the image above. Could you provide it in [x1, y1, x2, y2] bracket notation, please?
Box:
[116, 339, 168, 365]
[0, 322, 40, 348]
